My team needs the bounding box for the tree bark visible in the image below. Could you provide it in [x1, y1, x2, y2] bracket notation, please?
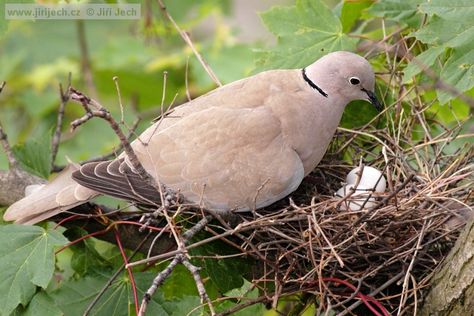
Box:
[0, 169, 46, 206]
[420, 219, 474, 315]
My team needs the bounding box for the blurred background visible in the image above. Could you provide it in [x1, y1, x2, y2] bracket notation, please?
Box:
[0, 0, 295, 171]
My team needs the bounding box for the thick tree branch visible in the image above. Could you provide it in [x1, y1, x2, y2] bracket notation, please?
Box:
[421, 218, 474, 315]
[0, 82, 18, 169]
[0, 81, 48, 206]
[0, 169, 46, 206]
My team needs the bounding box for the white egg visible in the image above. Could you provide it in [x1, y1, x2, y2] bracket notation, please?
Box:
[335, 184, 376, 211]
[346, 166, 386, 193]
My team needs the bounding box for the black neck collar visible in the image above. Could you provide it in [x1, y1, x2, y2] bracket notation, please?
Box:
[302, 68, 328, 98]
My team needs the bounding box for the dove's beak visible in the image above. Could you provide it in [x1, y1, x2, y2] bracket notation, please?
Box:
[362, 88, 383, 112]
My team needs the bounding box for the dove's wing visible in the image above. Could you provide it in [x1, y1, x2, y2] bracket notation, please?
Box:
[73, 104, 305, 211]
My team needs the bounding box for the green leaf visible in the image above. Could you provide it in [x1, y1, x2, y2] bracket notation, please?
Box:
[408, 0, 474, 103]
[412, 16, 474, 49]
[437, 47, 474, 104]
[257, 0, 356, 70]
[216, 280, 266, 315]
[21, 291, 62, 316]
[64, 228, 113, 276]
[50, 270, 172, 316]
[190, 237, 253, 294]
[402, 46, 445, 83]
[419, 0, 474, 20]
[160, 264, 198, 300]
[0, 225, 68, 315]
[340, 100, 380, 128]
[162, 296, 202, 316]
[203, 257, 246, 293]
[425, 91, 471, 124]
[12, 131, 52, 178]
[367, 0, 423, 27]
[224, 279, 256, 298]
[340, 0, 373, 32]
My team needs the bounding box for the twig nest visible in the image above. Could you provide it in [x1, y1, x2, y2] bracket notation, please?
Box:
[346, 166, 386, 193]
[335, 184, 376, 210]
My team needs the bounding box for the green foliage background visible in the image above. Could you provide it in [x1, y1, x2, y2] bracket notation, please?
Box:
[0, 0, 472, 315]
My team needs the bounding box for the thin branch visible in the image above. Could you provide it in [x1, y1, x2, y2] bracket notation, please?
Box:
[182, 258, 216, 315]
[51, 78, 71, 169]
[156, 0, 222, 86]
[182, 214, 213, 242]
[0, 82, 18, 169]
[397, 219, 429, 315]
[138, 255, 181, 315]
[68, 87, 159, 191]
[83, 232, 151, 315]
[114, 229, 140, 316]
[339, 272, 406, 316]
[138, 214, 215, 315]
[185, 56, 192, 101]
[127, 215, 235, 268]
[160, 71, 168, 117]
[113, 76, 125, 124]
[52, 118, 141, 172]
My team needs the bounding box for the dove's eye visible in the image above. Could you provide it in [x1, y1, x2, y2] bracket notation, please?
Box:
[349, 77, 360, 85]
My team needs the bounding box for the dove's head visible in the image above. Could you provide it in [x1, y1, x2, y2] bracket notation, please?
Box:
[303, 51, 383, 111]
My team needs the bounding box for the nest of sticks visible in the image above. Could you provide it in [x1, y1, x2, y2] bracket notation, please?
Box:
[197, 107, 473, 315]
[54, 87, 472, 315]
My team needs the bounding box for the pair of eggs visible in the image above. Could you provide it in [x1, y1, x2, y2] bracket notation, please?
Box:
[335, 166, 386, 211]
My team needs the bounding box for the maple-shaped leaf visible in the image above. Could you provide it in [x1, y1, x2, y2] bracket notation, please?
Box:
[0, 225, 68, 315]
[256, 0, 356, 70]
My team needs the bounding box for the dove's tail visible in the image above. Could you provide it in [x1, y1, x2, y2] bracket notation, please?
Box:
[3, 164, 98, 225]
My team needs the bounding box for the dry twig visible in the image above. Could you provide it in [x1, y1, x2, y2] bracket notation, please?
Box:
[156, 0, 222, 87]
[51, 77, 71, 170]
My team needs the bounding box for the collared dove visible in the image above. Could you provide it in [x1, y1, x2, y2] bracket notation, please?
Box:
[4, 51, 382, 224]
